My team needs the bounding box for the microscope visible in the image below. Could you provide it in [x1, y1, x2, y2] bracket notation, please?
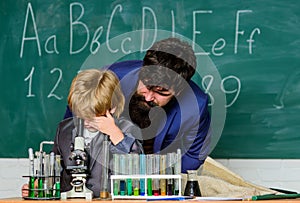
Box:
[61, 118, 93, 200]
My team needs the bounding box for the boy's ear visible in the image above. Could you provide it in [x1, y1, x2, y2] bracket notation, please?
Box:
[110, 107, 116, 114]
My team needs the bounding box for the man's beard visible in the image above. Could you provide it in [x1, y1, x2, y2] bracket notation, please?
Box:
[129, 92, 158, 129]
[129, 92, 161, 154]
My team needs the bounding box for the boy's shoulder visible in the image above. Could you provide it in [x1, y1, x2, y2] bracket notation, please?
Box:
[115, 116, 136, 129]
[115, 117, 142, 139]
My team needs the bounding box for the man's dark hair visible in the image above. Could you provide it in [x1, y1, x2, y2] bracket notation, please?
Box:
[140, 37, 196, 93]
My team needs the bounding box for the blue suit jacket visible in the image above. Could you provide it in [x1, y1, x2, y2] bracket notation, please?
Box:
[64, 60, 211, 173]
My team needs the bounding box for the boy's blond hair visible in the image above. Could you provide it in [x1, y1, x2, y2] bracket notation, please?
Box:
[68, 69, 125, 119]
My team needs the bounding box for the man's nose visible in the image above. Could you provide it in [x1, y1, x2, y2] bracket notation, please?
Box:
[144, 90, 155, 101]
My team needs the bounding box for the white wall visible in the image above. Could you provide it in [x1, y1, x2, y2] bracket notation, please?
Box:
[216, 159, 300, 193]
[0, 158, 299, 198]
[0, 159, 28, 198]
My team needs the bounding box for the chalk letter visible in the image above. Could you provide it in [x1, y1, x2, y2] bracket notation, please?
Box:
[90, 26, 103, 55]
[212, 38, 226, 56]
[45, 35, 59, 54]
[247, 28, 261, 54]
[171, 10, 175, 37]
[234, 10, 252, 54]
[121, 37, 132, 54]
[192, 10, 212, 56]
[20, 3, 41, 58]
[70, 2, 89, 55]
[141, 6, 157, 52]
[106, 4, 122, 53]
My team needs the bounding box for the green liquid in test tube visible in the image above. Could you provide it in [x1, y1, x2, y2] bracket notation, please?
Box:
[146, 154, 153, 196]
[132, 154, 139, 196]
[54, 155, 61, 198]
[49, 152, 55, 197]
[38, 177, 44, 197]
[28, 148, 35, 198]
[37, 152, 44, 198]
[55, 182, 60, 198]
[113, 154, 120, 196]
[127, 154, 133, 196]
[29, 177, 35, 197]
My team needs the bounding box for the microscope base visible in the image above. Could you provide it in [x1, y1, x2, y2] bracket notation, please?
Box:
[61, 186, 93, 200]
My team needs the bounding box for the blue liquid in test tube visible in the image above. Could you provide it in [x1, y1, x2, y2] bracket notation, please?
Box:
[139, 154, 146, 196]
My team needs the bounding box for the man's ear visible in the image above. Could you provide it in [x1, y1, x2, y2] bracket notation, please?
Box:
[174, 89, 182, 97]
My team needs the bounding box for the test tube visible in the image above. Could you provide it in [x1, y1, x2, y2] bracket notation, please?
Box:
[174, 149, 181, 195]
[28, 148, 35, 198]
[49, 152, 55, 196]
[100, 135, 110, 199]
[36, 151, 44, 198]
[160, 155, 167, 196]
[166, 153, 174, 195]
[153, 154, 160, 196]
[139, 154, 146, 196]
[28, 148, 35, 176]
[43, 154, 51, 197]
[113, 153, 120, 196]
[54, 155, 61, 198]
[146, 154, 153, 196]
[126, 154, 133, 196]
[132, 153, 140, 196]
[119, 154, 126, 196]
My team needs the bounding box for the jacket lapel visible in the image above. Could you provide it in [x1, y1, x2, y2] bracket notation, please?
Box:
[88, 132, 105, 170]
[153, 109, 177, 153]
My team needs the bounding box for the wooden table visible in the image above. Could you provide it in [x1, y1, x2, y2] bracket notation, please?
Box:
[1, 198, 300, 203]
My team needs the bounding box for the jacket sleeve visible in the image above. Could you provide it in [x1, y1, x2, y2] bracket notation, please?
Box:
[110, 117, 144, 154]
[63, 105, 73, 119]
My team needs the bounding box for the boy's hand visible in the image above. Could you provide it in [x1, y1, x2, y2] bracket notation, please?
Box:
[22, 184, 29, 197]
[89, 110, 124, 145]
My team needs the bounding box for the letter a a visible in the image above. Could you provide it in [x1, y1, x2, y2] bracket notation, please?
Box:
[20, 2, 41, 58]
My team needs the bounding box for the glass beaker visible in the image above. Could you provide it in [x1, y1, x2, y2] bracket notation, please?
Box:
[183, 170, 201, 197]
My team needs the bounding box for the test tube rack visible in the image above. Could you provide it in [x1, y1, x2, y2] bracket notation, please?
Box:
[22, 141, 61, 200]
[22, 175, 61, 200]
[110, 174, 182, 199]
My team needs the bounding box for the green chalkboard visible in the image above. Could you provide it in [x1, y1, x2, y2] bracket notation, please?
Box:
[0, 0, 299, 158]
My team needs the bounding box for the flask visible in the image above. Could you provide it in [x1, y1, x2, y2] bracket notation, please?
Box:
[183, 170, 201, 197]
